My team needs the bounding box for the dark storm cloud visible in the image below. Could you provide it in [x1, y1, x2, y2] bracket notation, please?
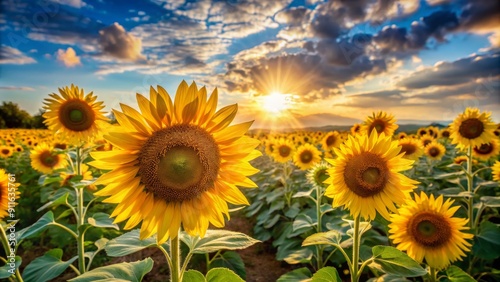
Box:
[373, 10, 459, 54]
[398, 52, 500, 89]
[459, 0, 500, 31]
[313, 33, 373, 65]
[275, 6, 310, 26]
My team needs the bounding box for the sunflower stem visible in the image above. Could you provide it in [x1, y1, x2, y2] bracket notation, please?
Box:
[315, 181, 324, 269]
[351, 216, 361, 282]
[169, 232, 181, 282]
[75, 146, 86, 274]
[466, 146, 474, 230]
[428, 267, 437, 282]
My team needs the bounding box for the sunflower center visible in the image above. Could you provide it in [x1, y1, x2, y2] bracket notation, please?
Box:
[422, 139, 432, 147]
[40, 151, 57, 167]
[473, 143, 493, 155]
[314, 168, 329, 187]
[138, 124, 220, 202]
[419, 130, 427, 136]
[459, 118, 484, 139]
[158, 147, 203, 190]
[278, 145, 291, 157]
[1, 149, 9, 155]
[441, 130, 450, 138]
[370, 120, 385, 133]
[344, 152, 388, 197]
[300, 150, 313, 163]
[59, 99, 96, 132]
[326, 135, 336, 147]
[409, 212, 451, 248]
[428, 147, 440, 157]
[400, 143, 416, 156]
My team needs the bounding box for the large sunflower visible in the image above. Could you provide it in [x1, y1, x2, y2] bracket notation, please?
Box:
[30, 143, 68, 174]
[398, 138, 423, 161]
[89, 81, 261, 243]
[361, 111, 399, 136]
[472, 139, 499, 161]
[272, 138, 295, 163]
[388, 192, 473, 270]
[0, 169, 20, 221]
[425, 141, 446, 161]
[293, 143, 321, 170]
[43, 84, 109, 144]
[325, 130, 418, 220]
[450, 108, 496, 150]
[492, 161, 500, 182]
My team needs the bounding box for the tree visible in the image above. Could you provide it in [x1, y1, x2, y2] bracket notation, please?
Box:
[0, 101, 32, 128]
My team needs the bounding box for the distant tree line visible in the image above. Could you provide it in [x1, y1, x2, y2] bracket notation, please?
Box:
[0, 101, 47, 129]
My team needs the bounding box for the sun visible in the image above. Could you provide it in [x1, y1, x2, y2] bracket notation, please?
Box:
[262, 92, 291, 114]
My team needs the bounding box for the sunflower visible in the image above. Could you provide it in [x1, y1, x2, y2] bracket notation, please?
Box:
[472, 139, 499, 161]
[14, 145, 23, 153]
[293, 143, 321, 170]
[426, 126, 439, 138]
[439, 128, 451, 139]
[322, 131, 341, 151]
[325, 130, 418, 220]
[30, 143, 68, 174]
[361, 111, 398, 136]
[60, 163, 93, 187]
[398, 138, 423, 161]
[265, 139, 276, 157]
[417, 128, 427, 137]
[492, 161, 500, 182]
[425, 141, 446, 161]
[450, 108, 496, 150]
[0, 169, 20, 221]
[89, 81, 260, 243]
[453, 155, 468, 165]
[0, 146, 13, 158]
[388, 192, 473, 270]
[306, 161, 331, 189]
[420, 135, 434, 148]
[272, 138, 295, 163]
[43, 84, 109, 144]
[397, 132, 407, 140]
[350, 123, 362, 135]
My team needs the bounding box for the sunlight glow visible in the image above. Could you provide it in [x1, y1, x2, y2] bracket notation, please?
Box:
[262, 92, 292, 114]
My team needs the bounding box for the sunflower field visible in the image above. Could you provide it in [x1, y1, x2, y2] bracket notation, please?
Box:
[1, 82, 500, 282]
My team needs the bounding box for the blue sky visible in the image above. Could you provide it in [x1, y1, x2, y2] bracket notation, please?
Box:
[1, 0, 499, 129]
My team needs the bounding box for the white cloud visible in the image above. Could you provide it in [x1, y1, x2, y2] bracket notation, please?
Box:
[0, 45, 36, 65]
[98, 23, 146, 61]
[56, 47, 81, 67]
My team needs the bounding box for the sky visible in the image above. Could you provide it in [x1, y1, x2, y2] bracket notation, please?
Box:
[0, 0, 499, 129]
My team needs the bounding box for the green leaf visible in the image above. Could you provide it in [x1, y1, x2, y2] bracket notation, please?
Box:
[182, 270, 206, 282]
[0, 256, 21, 279]
[311, 267, 341, 282]
[37, 191, 70, 212]
[277, 267, 312, 282]
[445, 265, 475, 282]
[292, 214, 315, 232]
[434, 171, 465, 179]
[206, 267, 244, 282]
[472, 221, 500, 259]
[68, 258, 153, 282]
[438, 187, 463, 197]
[367, 274, 411, 281]
[293, 188, 314, 198]
[480, 196, 500, 208]
[302, 230, 342, 247]
[22, 249, 78, 282]
[284, 247, 314, 264]
[38, 175, 63, 186]
[181, 229, 259, 254]
[105, 229, 157, 257]
[16, 211, 55, 241]
[87, 212, 119, 230]
[210, 251, 246, 280]
[369, 246, 427, 277]
[264, 213, 281, 229]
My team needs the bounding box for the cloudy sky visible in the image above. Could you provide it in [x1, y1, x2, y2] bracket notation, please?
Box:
[1, 0, 499, 129]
